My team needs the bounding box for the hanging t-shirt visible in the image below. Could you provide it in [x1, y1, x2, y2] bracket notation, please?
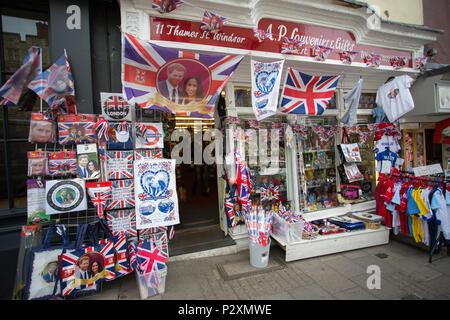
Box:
[372, 106, 389, 124]
[341, 78, 363, 126]
[376, 75, 415, 122]
[376, 150, 399, 172]
[431, 188, 450, 241]
[373, 135, 402, 154]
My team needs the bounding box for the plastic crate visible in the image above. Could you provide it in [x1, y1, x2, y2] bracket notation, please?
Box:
[271, 214, 304, 244]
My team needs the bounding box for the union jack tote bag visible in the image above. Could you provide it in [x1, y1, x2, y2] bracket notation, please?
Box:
[59, 224, 115, 297]
[58, 114, 97, 145]
[23, 224, 71, 300]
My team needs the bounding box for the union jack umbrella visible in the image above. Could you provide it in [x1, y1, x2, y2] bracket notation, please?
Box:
[339, 51, 357, 65]
[280, 68, 341, 115]
[152, 0, 184, 14]
[390, 56, 407, 70]
[106, 179, 135, 210]
[99, 232, 130, 279]
[122, 33, 242, 119]
[106, 209, 137, 238]
[86, 182, 112, 218]
[105, 151, 134, 180]
[281, 37, 304, 55]
[0, 46, 41, 106]
[312, 46, 332, 62]
[364, 53, 381, 68]
[252, 28, 271, 42]
[201, 10, 230, 34]
[60, 240, 115, 297]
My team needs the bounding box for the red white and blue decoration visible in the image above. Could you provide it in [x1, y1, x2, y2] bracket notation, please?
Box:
[279, 68, 341, 115]
[100, 93, 132, 121]
[106, 209, 137, 238]
[415, 56, 427, 71]
[364, 53, 381, 68]
[201, 10, 230, 34]
[85, 181, 112, 218]
[0, 46, 41, 106]
[338, 51, 357, 65]
[252, 28, 271, 42]
[57, 114, 96, 145]
[135, 239, 168, 294]
[234, 150, 252, 215]
[152, 0, 184, 14]
[251, 59, 284, 121]
[122, 33, 242, 119]
[105, 151, 134, 180]
[390, 56, 407, 70]
[280, 37, 304, 55]
[312, 46, 332, 62]
[106, 179, 135, 210]
[134, 159, 180, 229]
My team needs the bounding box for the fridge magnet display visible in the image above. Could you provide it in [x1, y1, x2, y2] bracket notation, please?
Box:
[100, 92, 132, 121]
[105, 151, 134, 180]
[28, 151, 49, 177]
[77, 143, 100, 180]
[106, 179, 135, 210]
[134, 159, 180, 229]
[106, 121, 133, 150]
[106, 209, 137, 238]
[48, 150, 77, 176]
[135, 122, 164, 149]
[27, 179, 50, 224]
[58, 114, 97, 145]
[28, 113, 56, 144]
[45, 179, 87, 215]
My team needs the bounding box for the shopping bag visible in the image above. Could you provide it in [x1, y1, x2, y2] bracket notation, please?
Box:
[23, 224, 71, 300]
[337, 127, 362, 163]
[59, 223, 115, 297]
[338, 162, 364, 184]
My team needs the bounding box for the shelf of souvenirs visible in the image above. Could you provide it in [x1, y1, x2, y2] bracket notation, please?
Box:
[300, 199, 376, 222]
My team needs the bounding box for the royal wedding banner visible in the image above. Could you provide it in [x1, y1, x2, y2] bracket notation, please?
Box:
[122, 32, 243, 119]
[134, 159, 179, 229]
[251, 59, 284, 121]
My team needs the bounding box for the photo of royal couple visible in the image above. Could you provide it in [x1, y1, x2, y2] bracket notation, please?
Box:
[157, 62, 205, 105]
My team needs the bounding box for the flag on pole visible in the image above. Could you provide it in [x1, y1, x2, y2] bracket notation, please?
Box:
[28, 50, 75, 110]
[0, 46, 41, 106]
[279, 68, 341, 115]
[122, 33, 243, 119]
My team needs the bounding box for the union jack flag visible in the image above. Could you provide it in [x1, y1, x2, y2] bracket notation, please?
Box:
[252, 28, 271, 42]
[234, 150, 252, 215]
[57, 114, 97, 145]
[86, 182, 112, 218]
[281, 37, 304, 55]
[312, 46, 332, 62]
[60, 241, 115, 297]
[201, 10, 230, 34]
[48, 151, 77, 176]
[128, 241, 137, 272]
[106, 179, 135, 210]
[106, 209, 137, 238]
[28, 49, 75, 109]
[122, 33, 243, 119]
[339, 51, 357, 65]
[280, 68, 341, 115]
[99, 232, 130, 279]
[260, 183, 280, 202]
[0, 46, 41, 106]
[136, 239, 167, 273]
[152, 0, 184, 13]
[105, 151, 134, 180]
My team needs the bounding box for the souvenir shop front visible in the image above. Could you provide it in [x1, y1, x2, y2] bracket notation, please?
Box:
[119, 0, 442, 262]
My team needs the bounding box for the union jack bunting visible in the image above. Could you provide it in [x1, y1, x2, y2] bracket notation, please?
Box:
[225, 116, 241, 126]
[105, 151, 134, 180]
[339, 51, 357, 65]
[106, 179, 135, 210]
[364, 53, 381, 68]
[60, 241, 115, 297]
[312, 46, 332, 62]
[99, 232, 130, 279]
[28, 49, 75, 109]
[106, 209, 137, 238]
[0, 46, 41, 106]
[247, 120, 261, 129]
[390, 56, 407, 70]
[252, 28, 271, 42]
[86, 182, 112, 218]
[122, 33, 243, 119]
[280, 68, 341, 115]
[415, 56, 427, 71]
[281, 37, 304, 55]
[201, 10, 230, 34]
[57, 114, 97, 145]
[152, 0, 184, 14]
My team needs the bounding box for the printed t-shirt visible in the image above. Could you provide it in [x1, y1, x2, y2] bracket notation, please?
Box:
[376, 75, 415, 122]
[431, 189, 450, 241]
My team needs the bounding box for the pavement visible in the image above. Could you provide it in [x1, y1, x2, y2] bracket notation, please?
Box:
[75, 239, 450, 301]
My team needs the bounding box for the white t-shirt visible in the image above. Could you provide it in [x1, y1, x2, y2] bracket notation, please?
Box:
[373, 135, 402, 154]
[431, 189, 450, 241]
[376, 75, 415, 122]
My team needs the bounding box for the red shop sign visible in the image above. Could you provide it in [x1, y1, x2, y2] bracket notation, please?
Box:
[150, 16, 412, 67]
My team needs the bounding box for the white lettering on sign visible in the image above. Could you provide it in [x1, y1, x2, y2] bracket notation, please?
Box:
[66, 5, 81, 30]
[412, 164, 443, 177]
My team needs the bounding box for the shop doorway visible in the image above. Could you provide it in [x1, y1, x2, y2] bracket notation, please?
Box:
[167, 115, 235, 256]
